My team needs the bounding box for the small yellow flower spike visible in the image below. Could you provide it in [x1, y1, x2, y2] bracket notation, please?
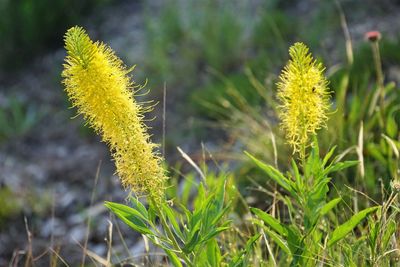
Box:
[277, 42, 331, 156]
[62, 26, 166, 201]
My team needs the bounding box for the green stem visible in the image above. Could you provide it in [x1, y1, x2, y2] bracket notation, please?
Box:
[300, 142, 307, 190]
[369, 40, 386, 120]
[372, 42, 384, 108]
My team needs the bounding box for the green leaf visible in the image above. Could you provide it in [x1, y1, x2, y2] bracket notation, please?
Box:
[165, 250, 183, 267]
[342, 244, 358, 267]
[148, 201, 157, 225]
[382, 219, 396, 250]
[263, 227, 291, 255]
[194, 182, 206, 211]
[188, 209, 202, 235]
[162, 203, 184, 241]
[386, 115, 398, 138]
[105, 201, 148, 222]
[323, 160, 358, 176]
[105, 201, 153, 235]
[308, 178, 330, 206]
[291, 158, 302, 191]
[211, 203, 231, 226]
[130, 196, 148, 219]
[246, 233, 262, 249]
[367, 143, 387, 165]
[177, 202, 192, 225]
[386, 105, 400, 138]
[328, 206, 380, 246]
[320, 197, 341, 216]
[251, 207, 287, 236]
[215, 178, 226, 212]
[286, 225, 304, 263]
[382, 134, 399, 159]
[229, 234, 261, 267]
[183, 229, 200, 253]
[206, 239, 221, 267]
[305, 178, 331, 229]
[322, 146, 337, 167]
[202, 226, 230, 243]
[367, 218, 379, 251]
[305, 138, 321, 178]
[245, 152, 295, 196]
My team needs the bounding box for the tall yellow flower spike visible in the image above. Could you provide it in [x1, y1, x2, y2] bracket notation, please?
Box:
[62, 26, 166, 201]
[277, 42, 330, 156]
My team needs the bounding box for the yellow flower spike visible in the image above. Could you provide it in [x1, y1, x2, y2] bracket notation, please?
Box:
[277, 42, 331, 156]
[62, 26, 166, 201]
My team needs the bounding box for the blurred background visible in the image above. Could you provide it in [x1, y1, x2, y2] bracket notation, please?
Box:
[1, 0, 400, 265]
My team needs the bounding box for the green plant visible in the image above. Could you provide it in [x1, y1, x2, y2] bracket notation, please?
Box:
[322, 33, 400, 199]
[62, 27, 246, 266]
[0, 0, 110, 69]
[243, 41, 380, 265]
[247, 141, 381, 266]
[0, 96, 41, 141]
[196, 37, 400, 266]
[59, 19, 400, 266]
[143, 0, 250, 90]
[0, 187, 22, 225]
[106, 175, 235, 266]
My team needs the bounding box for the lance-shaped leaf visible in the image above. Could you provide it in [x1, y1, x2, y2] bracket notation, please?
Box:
[251, 207, 288, 237]
[328, 206, 380, 246]
[105, 201, 153, 235]
[245, 152, 296, 197]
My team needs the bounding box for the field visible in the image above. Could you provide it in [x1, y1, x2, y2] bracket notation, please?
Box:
[0, 0, 399, 266]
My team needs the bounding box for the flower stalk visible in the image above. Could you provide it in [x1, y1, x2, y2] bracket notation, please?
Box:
[276, 42, 331, 160]
[62, 26, 167, 202]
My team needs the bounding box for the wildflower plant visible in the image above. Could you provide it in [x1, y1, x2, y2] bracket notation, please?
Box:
[247, 43, 382, 266]
[60, 26, 399, 266]
[62, 26, 166, 201]
[62, 26, 234, 266]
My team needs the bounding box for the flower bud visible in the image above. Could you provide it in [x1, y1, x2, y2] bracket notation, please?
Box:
[365, 31, 381, 42]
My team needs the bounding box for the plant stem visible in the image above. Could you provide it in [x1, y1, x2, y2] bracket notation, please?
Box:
[372, 42, 384, 109]
[300, 142, 307, 190]
[368, 40, 385, 119]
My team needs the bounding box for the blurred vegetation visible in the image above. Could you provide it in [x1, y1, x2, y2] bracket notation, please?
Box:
[204, 39, 400, 205]
[142, 1, 345, 116]
[142, 0, 400, 200]
[105, 1, 400, 264]
[0, 186, 22, 226]
[0, 95, 42, 142]
[0, 186, 51, 227]
[0, 0, 111, 70]
[143, 0, 249, 95]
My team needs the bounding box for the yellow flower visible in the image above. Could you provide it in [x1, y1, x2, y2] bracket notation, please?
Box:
[62, 26, 166, 201]
[277, 42, 331, 156]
